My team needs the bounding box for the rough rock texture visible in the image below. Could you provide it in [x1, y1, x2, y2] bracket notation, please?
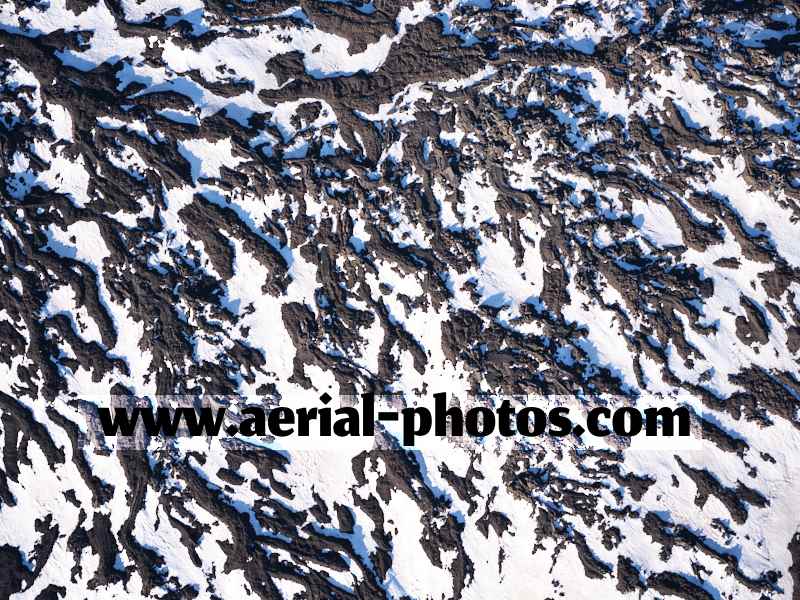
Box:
[0, 0, 799, 598]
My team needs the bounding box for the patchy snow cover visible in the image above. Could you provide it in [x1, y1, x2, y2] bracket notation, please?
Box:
[0, 0, 799, 599]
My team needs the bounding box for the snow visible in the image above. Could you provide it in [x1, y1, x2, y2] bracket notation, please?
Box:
[42, 284, 104, 346]
[631, 199, 684, 248]
[457, 168, 500, 229]
[178, 138, 247, 182]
